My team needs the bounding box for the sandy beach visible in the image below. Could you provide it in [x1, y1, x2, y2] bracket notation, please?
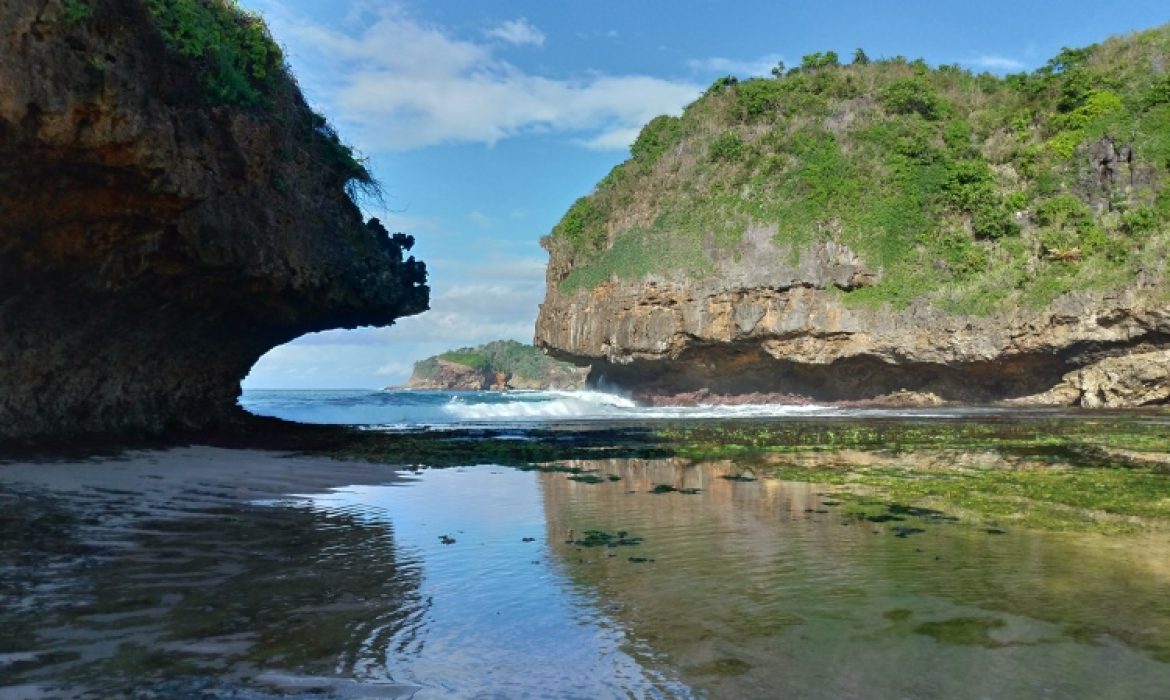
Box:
[0, 446, 410, 503]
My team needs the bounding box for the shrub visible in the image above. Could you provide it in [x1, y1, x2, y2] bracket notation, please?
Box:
[937, 229, 987, 275]
[880, 78, 949, 120]
[801, 51, 840, 71]
[1035, 193, 1094, 230]
[709, 131, 745, 162]
[706, 75, 738, 96]
[1121, 205, 1158, 234]
[552, 197, 607, 257]
[144, 0, 284, 107]
[630, 115, 682, 165]
[1139, 75, 1170, 109]
[733, 79, 786, 120]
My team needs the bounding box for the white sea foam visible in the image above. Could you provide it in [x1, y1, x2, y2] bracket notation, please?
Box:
[241, 388, 992, 428]
[442, 390, 635, 420]
[441, 389, 835, 421]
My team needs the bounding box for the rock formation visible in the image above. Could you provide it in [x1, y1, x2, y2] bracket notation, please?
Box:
[537, 232, 1170, 404]
[404, 341, 588, 391]
[536, 27, 1170, 407]
[0, 0, 428, 440]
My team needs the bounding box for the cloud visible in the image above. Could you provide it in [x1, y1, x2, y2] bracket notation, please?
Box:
[468, 210, 493, 228]
[375, 360, 411, 376]
[579, 126, 642, 151]
[265, 6, 701, 151]
[967, 54, 1026, 72]
[486, 18, 545, 47]
[244, 269, 545, 385]
[577, 29, 620, 41]
[687, 54, 784, 78]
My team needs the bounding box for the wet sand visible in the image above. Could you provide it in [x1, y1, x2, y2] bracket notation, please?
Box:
[0, 445, 409, 508]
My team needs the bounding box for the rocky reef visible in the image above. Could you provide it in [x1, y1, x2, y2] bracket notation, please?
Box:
[404, 340, 588, 391]
[537, 27, 1170, 407]
[0, 0, 427, 440]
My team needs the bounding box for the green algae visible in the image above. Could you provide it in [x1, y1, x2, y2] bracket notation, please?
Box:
[914, 617, 1006, 647]
[884, 608, 914, 622]
[569, 530, 644, 548]
[306, 413, 1170, 535]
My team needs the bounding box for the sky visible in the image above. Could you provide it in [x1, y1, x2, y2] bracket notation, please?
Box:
[240, 0, 1170, 389]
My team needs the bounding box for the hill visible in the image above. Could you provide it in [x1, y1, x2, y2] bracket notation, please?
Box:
[536, 26, 1170, 406]
[404, 341, 587, 390]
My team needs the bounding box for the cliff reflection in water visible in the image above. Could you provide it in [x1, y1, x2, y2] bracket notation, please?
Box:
[3, 494, 427, 697]
[541, 454, 1170, 699]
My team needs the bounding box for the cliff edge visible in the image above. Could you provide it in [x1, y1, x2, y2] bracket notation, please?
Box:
[0, 0, 428, 440]
[536, 28, 1170, 407]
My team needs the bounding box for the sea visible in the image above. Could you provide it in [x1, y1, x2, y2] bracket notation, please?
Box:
[5, 389, 1169, 698]
[238, 387, 993, 427]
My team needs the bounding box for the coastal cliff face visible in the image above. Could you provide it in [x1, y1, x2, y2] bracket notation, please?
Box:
[536, 247, 1170, 403]
[0, 0, 428, 440]
[537, 27, 1170, 406]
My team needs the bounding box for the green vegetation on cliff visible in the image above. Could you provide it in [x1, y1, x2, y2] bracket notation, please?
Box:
[132, 0, 372, 187]
[143, 0, 281, 108]
[409, 340, 586, 389]
[544, 26, 1170, 312]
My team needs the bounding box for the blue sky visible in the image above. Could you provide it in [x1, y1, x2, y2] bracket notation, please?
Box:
[241, 0, 1170, 389]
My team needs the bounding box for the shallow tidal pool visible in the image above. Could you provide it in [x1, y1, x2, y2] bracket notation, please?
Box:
[4, 434, 1170, 699]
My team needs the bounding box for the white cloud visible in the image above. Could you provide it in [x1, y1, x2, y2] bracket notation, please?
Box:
[687, 53, 785, 78]
[967, 54, 1026, 72]
[375, 360, 411, 376]
[468, 211, 493, 228]
[486, 18, 545, 47]
[577, 28, 620, 41]
[579, 126, 641, 151]
[266, 7, 701, 151]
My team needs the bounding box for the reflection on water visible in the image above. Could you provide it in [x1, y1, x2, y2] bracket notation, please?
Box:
[542, 457, 1170, 699]
[1, 489, 427, 698]
[4, 448, 1170, 698]
[1, 468, 690, 699]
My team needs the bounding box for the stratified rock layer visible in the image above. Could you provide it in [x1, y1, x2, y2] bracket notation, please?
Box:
[0, 1, 427, 440]
[536, 227, 1170, 405]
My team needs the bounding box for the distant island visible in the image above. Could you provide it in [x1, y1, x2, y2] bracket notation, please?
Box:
[402, 340, 588, 391]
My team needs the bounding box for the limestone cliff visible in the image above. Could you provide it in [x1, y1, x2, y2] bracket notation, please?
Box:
[0, 0, 428, 440]
[536, 27, 1170, 406]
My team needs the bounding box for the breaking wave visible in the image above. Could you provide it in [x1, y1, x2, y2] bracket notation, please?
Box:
[243, 388, 838, 426]
[240, 388, 999, 428]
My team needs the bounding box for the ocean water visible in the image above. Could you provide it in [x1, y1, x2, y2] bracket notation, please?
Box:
[239, 388, 1008, 428]
[6, 391, 1170, 697]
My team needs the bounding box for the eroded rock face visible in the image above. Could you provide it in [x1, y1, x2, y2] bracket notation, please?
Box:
[0, 1, 428, 439]
[1018, 350, 1170, 408]
[536, 230, 1170, 405]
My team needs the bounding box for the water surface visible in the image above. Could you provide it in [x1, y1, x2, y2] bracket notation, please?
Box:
[4, 441, 1170, 698]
